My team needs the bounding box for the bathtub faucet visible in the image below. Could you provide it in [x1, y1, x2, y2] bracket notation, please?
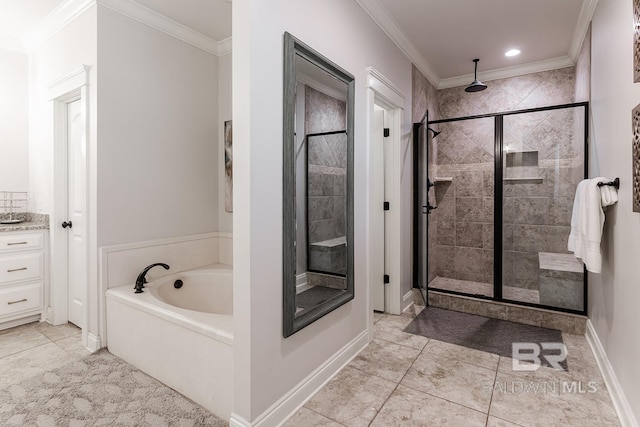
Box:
[134, 263, 170, 294]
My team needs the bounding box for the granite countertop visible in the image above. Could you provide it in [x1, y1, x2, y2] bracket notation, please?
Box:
[0, 213, 49, 232]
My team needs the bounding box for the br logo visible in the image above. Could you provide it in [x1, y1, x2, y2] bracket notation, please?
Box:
[512, 342, 568, 371]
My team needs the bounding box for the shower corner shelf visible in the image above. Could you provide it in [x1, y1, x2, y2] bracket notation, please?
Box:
[433, 177, 453, 183]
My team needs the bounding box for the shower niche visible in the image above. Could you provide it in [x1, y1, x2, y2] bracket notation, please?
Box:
[416, 103, 588, 315]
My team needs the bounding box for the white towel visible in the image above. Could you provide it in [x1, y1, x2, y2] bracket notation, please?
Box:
[568, 177, 618, 273]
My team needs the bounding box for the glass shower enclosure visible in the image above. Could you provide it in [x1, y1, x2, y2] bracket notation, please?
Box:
[415, 102, 588, 314]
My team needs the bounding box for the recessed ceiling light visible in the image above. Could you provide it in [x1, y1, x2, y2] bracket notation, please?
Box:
[505, 49, 521, 57]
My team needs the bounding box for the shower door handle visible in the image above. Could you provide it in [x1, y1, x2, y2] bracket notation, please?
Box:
[422, 203, 437, 214]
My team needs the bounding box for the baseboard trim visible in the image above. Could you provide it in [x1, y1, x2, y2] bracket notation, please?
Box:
[86, 333, 101, 353]
[586, 320, 639, 427]
[296, 273, 312, 294]
[402, 290, 414, 314]
[0, 314, 42, 331]
[229, 414, 250, 427]
[230, 329, 369, 427]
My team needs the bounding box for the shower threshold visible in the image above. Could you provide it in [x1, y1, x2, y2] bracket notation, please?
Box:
[429, 276, 540, 304]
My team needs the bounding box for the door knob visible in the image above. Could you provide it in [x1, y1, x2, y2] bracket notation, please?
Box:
[62, 221, 73, 229]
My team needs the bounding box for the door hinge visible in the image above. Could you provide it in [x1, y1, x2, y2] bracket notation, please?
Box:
[383, 201, 390, 211]
[384, 274, 390, 284]
[383, 128, 390, 137]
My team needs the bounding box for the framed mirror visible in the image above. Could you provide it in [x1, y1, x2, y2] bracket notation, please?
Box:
[283, 32, 355, 337]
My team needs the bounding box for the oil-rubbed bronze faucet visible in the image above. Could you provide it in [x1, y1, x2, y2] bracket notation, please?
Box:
[134, 263, 170, 293]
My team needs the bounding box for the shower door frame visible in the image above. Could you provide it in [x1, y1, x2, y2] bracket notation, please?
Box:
[413, 112, 430, 305]
[417, 101, 589, 316]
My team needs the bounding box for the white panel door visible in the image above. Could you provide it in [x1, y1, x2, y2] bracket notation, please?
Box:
[67, 99, 86, 328]
[372, 108, 385, 312]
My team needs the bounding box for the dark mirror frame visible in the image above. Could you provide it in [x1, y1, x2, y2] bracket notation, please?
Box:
[283, 32, 355, 338]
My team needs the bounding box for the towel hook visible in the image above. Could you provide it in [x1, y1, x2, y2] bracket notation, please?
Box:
[597, 177, 620, 190]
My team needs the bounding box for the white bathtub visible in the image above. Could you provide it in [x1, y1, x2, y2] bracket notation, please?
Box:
[106, 264, 233, 420]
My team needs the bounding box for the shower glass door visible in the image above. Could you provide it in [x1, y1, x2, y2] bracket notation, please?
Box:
[501, 105, 586, 311]
[421, 102, 588, 315]
[426, 117, 495, 299]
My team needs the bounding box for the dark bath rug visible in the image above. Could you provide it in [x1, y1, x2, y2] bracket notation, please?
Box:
[404, 307, 568, 370]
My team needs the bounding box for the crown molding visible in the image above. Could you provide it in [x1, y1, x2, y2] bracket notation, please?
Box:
[99, 0, 230, 56]
[217, 37, 232, 56]
[437, 56, 574, 89]
[0, 34, 27, 54]
[23, 0, 231, 56]
[355, 0, 440, 88]
[569, 0, 598, 61]
[23, 0, 96, 50]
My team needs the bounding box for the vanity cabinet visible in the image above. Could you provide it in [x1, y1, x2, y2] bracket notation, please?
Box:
[0, 230, 47, 327]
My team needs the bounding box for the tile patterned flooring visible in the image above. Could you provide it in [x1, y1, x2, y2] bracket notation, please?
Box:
[286, 306, 620, 427]
[0, 315, 620, 426]
[0, 321, 90, 390]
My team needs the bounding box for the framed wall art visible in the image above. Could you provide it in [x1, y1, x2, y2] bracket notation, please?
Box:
[633, 104, 640, 212]
[635, 0, 640, 82]
[224, 120, 233, 212]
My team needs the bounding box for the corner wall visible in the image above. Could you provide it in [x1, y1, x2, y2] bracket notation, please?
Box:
[0, 49, 29, 192]
[412, 65, 440, 286]
[97, 5, 219, 247]
[232, 0, 413, 422]
[589, 0, 640, 423]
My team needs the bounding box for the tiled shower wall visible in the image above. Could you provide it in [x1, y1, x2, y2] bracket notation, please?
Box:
[412, 65, 441, 285]
[502, 108, 584, 290]
[434, 119, 495, 285]
[305, 86, 347, 247]
[307, 133, 347, 245]
[433, 67, 580, 290]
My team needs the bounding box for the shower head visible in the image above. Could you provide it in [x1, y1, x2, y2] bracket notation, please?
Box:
[465, 59, 487, 93]
[427, 127, 441, 138]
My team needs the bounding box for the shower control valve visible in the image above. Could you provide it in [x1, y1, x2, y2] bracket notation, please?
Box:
[422, 203, 437, 215]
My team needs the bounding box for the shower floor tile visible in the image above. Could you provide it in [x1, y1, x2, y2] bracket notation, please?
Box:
[430, 276, 540, 304]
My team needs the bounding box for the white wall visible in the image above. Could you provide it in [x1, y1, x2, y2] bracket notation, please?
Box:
[28, 6, 98, 215]
[218, 52, 233, 233]
[28, 3, 99, 341]
[232, 0, 413, 422]
[590, 0, 640, 423]
[97, 5, 219, 246]
[0, 49, 29, 192]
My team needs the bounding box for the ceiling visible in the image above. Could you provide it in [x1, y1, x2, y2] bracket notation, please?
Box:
[2, 0, 594, 87]
[357, 0, 596, 88]
[0, 0, 231, 51]
[133, 0, 231, 41]
[0, 0, 63, 46]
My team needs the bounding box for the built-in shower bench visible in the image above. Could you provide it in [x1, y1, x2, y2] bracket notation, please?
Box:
[538, 252, 584, 311]
[309, 236, 347, 275]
